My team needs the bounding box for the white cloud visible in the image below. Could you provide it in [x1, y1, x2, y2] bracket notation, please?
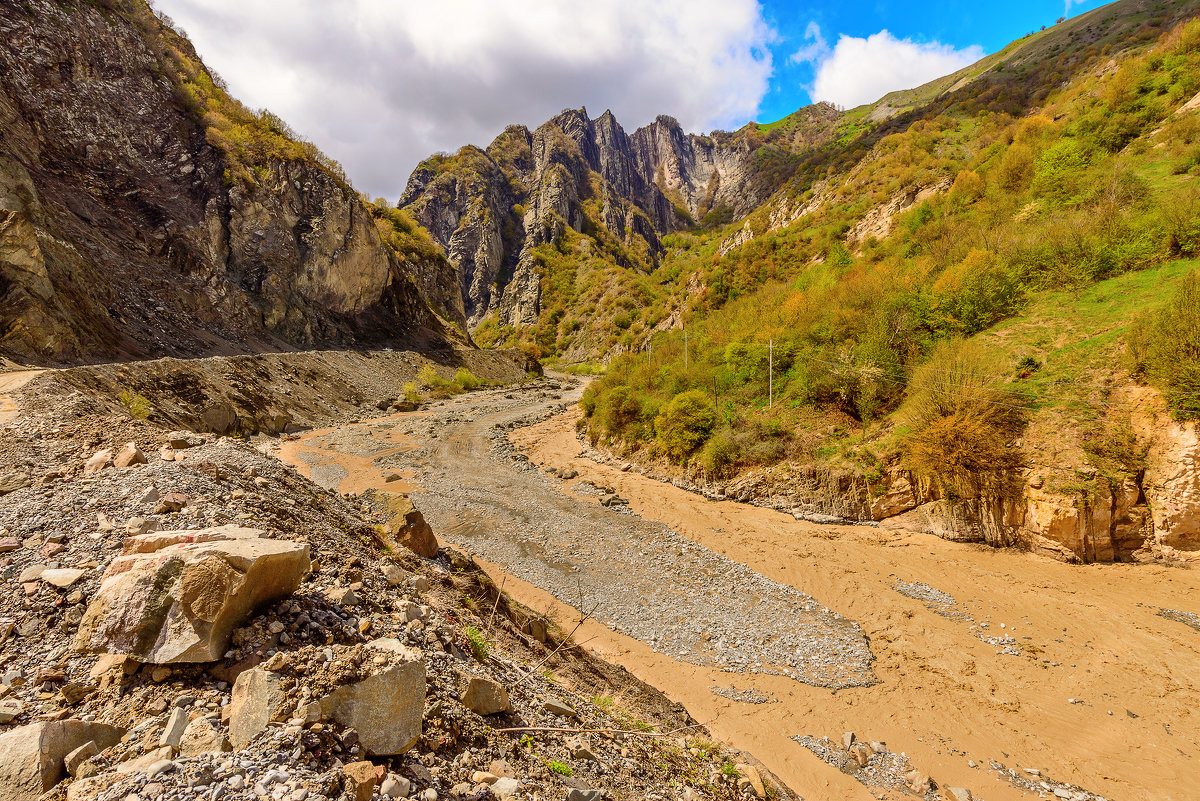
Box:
[152, 0, 774, 199]
[792, 25, 983, 110]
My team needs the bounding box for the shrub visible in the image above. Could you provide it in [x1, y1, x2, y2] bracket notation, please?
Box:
[417, 364, 441, 388]
[463, 626, 489, 661]
[698, 430, 738, 475]
[546, 761, 573, 777]
[900, 341, 1026, 489]
[402, 382, 421, 404]
[454, 367, 481, 391]
[655, 390, 716, 461]
[117, 388, 152, 420]
[1129, 268, 1200, 419]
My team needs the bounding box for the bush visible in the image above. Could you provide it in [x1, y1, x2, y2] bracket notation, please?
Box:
[654, 390, 716, 461]
[402, 382, 421, 404]
[418, 364, 441, 388]
[454, 367, 481, 391]
[900, 341, 1026, 488]
[1129, 268, 1200, 418]
[117, 388, 152, 420]
[698, 430, 738, 475]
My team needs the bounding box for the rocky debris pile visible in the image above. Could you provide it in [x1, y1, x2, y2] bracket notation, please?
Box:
[709, 686, 774, 705]
[793, 732, 941, 800]
[991, 761, 1109, 801]
[892, 579, 1032, 659]
[1154, 606, 1200, 633]
[0, 373, 786, 801]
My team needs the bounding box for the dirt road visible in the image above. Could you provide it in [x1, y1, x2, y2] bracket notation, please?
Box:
[279, 378, 1200, 801]
[0, 369, 43, 424]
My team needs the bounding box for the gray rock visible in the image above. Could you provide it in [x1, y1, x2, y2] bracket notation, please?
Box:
[0, 720, 124, 801]
[159, 707, 188, 749]
[460, 675, 510, 715]
[229, 669, 289, 750]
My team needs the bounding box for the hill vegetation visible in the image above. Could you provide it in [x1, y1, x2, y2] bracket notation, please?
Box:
[578, 6, 1200, 496]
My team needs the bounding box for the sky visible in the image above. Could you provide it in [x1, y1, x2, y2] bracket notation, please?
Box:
[152, 0, 1107, 200]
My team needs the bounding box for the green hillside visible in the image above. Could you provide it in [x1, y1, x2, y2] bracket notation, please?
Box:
[579, 6, 1200, 494]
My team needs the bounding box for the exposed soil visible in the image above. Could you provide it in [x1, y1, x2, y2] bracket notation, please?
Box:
[277, 375, 1200, 801]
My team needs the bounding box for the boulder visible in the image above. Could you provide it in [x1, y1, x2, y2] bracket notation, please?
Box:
[378, 493, 439, 558]
[159, 707, 188, 748]
[73, 526, 309, 663]
[63, 741, 97, 777]
[83, 449, 112, 474]
[735, 763, 767, 799]
[113, 443, 146, 468]
[41, 568, 86, 588]
[0, 720, 123, 801]
[0, 471, 30, 496]
[461, 675, 510, 715]
[229, 668, 289, 750]
[178, 716, 231, 757]
[319, 649, 425, 755]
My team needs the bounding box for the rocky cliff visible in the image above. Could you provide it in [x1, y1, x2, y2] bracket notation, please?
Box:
[400, 106, 839, 331]
[0, 0, 466, 366]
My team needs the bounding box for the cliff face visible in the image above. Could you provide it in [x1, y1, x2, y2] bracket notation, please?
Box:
[0, 0, 465, 365]
[400, 107, 821, 331]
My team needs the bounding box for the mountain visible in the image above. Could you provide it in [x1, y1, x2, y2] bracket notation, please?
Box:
[0, 0, 466, 365]
[398, 105, 842, 337]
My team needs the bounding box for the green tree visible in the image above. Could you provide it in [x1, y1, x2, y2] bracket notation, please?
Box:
[655, 390, 716, 461]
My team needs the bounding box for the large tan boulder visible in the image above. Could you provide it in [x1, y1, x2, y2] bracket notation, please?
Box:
[380, 494, 439, 558]
[0, 720, 123, 801]
[319, 646, 425, 755]
[73, 525, 309, 663]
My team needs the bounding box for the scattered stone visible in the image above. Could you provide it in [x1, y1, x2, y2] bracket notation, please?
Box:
[63, 741, 98, 777]
[736, 763, 767, 799]
[178, 716, 230, 757]
[113, 443, 147, 468]
[83, 449, 113, 474]
[159, 707, 188, 749]
[343, 761, 377, 801]
[542, 699, 578, 719]
[947, 789, 973, 801]
[152, 492, 188, 514]
[0, 472, 31, 496]
[461, 675, 510, 715]
[491, 777, 520, 798]
[41, 568, 86, 588]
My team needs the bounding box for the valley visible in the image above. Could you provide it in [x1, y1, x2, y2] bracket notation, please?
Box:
[278, 377, 1200, 801]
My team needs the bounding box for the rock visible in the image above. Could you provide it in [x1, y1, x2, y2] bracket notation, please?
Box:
[41, 568, 86, 588]
[74, 526, 309, 663]
[326, 586, 358, 606]
[63, 741, 97, 777]
[65, 775, 110, 801]
[178, 716, 230, 757]
[905, 770, 931, 795]
[159, 707, 188, 749]
[470, 771, 498, 784]
[318, 650, 425, 755]
[380, 775, 410, 798]
[735, 763, 766, 799]
[383, 472, 402, 483]
[167, 433, 202, 450]
[542, 699, 578, 719]
[229, 669, 289, 750]
[0, 537, 19, 552]
[489, 759, 514, 779]
[0, 700, 24, 723]
[947, 789, 973, 801]
[378, 494, 439, 558]
[849, 742, 872, 768]
[343, 761, 377, 801]
[841, 731, 855, 749]
[153, 492, 188, 514]
[0, 471, 31, 496]
[567, 737, 598, 762]
[125, 517, 157, 535]
[381, 563, 406, 585]
[158, 447, 175, 462]
[525, 617, 548, 643]
[461, 675, 510, 715]
[83, 449, 113, 474]
[113, 443, 147, 468]
[487, 777, 519, 798]
[0, 720, 124, 801]
[869, 473, 918, 519]
[567, 791, 601, 801]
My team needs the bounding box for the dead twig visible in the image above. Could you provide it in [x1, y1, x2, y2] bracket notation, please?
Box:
[487, 575, 506, 628]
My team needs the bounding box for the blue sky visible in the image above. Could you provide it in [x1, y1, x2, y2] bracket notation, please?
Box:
[157, 0, 1110, 198]
[758, 0, 1105, 122]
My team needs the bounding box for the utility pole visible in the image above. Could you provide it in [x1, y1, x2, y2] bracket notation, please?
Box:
[684, 329, 688, 371]
[768, 339, 773, 410]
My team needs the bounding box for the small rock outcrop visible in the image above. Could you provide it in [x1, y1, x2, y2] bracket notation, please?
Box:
[73, 526, 310, 663]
